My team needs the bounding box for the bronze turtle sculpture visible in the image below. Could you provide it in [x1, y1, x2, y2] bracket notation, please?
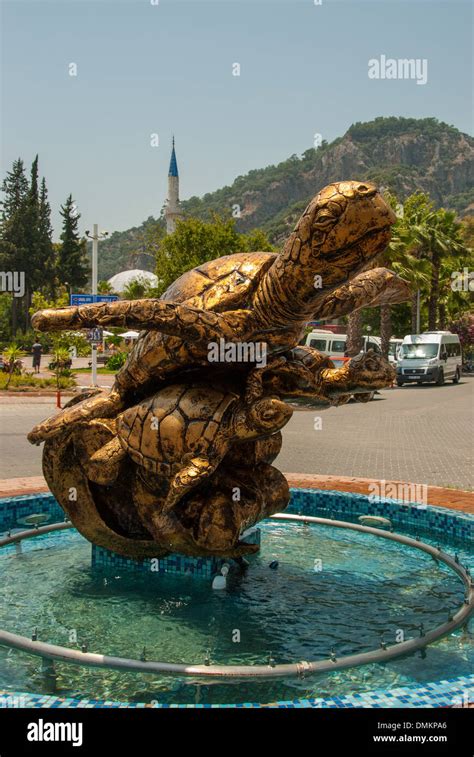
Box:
[28, 181, 408, 444]
[29, 180, 410, 559]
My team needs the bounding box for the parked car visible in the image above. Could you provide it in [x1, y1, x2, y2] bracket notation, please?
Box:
[388, 338, 403, 364]
[396, 331, 462, 386]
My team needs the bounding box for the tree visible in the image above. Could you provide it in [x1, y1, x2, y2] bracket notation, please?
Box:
[379, 305, 392, 358]
[0, 158, 29, 334]
[38, 178, 55, 296]
[460, 217, 474, 249]
[97, 280, 113, 294]
[2, 344, 25, 388]
[121, 277, 153, 300]
[346, 311, 364, 356]
[0, 158, 28, 222]
[449, 314, 474, 361]
[419, 209, 466, 330]
[58, 195, 88, 290]
[154, 215, 274, 296]
[21, 155, 42, 329]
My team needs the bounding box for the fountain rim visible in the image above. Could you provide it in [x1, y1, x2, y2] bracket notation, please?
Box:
[0, 513, 472, 682]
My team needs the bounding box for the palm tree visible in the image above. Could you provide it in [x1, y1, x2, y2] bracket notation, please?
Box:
[395, 205, 468, 330]
[97, 280, 113, 294]
[346, 311, 364, 356]
[2, 344, 25, 388]
[121, 277, 152, 300]
[379, 210, 430, 351]
[379, 305, 392, 358]
[50, 346, 72, 392]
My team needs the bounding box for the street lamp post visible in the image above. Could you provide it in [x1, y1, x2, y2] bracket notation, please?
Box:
[85, 225, 108, 387]
[416, 289, 421, 334]
[365, 324, 372, 352]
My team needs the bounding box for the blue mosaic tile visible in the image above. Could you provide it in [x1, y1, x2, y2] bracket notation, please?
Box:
[90, 527, 261, 579]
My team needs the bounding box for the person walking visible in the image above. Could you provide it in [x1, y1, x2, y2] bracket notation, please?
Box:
[32, 339, 42, 374]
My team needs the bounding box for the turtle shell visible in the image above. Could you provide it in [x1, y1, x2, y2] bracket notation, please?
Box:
[114, 252, 278, 393]
[161, 251, 276, 311]
[116, 383, 238, 474]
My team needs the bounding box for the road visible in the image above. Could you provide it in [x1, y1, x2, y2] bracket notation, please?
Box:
[0, 379, 472, 489]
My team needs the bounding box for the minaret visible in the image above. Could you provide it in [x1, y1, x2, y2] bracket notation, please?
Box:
[165, 137, 182, 234]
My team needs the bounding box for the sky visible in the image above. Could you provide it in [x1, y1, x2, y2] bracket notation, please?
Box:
[1, 0, 473, 239]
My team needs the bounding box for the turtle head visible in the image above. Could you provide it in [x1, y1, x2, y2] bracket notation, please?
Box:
[308, 182, 396, 281]
[255, 181, 396, 326]
[232, 397, 293, 441]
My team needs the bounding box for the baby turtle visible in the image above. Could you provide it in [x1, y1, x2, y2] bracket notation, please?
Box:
[85, 382, 292, 514]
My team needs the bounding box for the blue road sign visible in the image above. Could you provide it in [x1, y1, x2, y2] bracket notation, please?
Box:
[70, 294, 119, 306]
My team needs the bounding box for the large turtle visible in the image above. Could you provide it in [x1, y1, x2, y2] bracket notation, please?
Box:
[28, 181, 408, 444]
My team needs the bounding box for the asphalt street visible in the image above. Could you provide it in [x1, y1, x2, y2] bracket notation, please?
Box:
[1, 378, 472, 489]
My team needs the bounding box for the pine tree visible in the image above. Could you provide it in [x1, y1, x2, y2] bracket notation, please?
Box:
[38, 178, 55, 295]
[0, 158, 29, 334]
[0, 158, 29, 224]
[58, 195, 88, 290]
[22, 155, 42, 327]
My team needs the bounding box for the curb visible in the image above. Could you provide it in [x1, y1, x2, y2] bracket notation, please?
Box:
[1, 474, 473, 514]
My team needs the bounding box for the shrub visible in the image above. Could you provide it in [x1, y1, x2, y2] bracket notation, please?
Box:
[106, 351, 128, 370]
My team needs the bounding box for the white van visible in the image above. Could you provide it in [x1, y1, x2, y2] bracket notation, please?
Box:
[305, 329, 381, 357]
[396, 332, 462, 386]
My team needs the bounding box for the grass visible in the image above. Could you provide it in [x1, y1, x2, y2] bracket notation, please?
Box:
[73, 367, 117, 374]
[0, 372, 76, 390]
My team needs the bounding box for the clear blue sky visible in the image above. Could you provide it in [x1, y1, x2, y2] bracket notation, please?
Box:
[1, 0, 472, 239]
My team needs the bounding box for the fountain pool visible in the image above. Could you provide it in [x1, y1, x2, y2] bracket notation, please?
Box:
[0, 488, 472, 707]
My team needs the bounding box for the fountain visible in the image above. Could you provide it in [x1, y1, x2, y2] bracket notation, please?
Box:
[0, 181, 472, 708]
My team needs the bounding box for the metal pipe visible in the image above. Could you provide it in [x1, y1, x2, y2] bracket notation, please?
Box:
[0, 521, 72, 548]
[0, 514, 471, 681]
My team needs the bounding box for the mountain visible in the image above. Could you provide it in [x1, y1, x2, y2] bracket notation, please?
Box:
[96, 117, 474, 279]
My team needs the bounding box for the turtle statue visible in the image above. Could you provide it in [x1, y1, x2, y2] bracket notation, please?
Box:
[28, 180, 410, 559]
[28, 181, 408, 444]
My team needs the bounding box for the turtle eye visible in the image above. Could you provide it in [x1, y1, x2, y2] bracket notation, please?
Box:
[314, 214, 336, 229]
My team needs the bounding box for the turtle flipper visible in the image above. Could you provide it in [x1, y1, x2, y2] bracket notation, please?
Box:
[27, 389, 124, 444]
[31, 300, 253, 345]
[86, 437, 126, 485]
[163, 457, 219, 514]
[313, 268, 411, 321]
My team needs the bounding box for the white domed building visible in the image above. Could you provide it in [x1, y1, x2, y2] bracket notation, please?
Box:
[107, 269, 159, 294]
